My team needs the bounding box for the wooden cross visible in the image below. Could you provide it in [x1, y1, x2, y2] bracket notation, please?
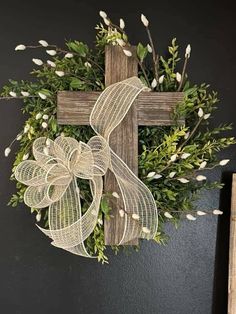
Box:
[57, 45, 183, 246]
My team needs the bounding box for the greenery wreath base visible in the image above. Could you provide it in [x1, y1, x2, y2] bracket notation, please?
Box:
[1, 11, 235, 263]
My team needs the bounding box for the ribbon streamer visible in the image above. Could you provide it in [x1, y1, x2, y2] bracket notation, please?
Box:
[15, 77, 158, 258]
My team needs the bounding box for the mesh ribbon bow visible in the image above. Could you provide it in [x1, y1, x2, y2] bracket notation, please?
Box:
[15, 77, 158, 257]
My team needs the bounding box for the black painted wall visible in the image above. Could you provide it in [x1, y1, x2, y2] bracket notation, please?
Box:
[0, 1, 235, 313]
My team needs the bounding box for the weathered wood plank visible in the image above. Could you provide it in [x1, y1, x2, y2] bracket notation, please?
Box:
[57, 91, 184, 125]
[104, 45, 138, 245]
[228, 173, 236, 314]
[137, 92, 184, 125]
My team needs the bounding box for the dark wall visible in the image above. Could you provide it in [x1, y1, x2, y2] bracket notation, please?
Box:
[0, 1, 235, 313]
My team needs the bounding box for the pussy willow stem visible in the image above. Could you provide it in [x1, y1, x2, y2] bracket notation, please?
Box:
[23, 45, 104, 73]
[109, 22, 127, 36]
[0, 96, 36, 100]
[178, 117, 203, 150]
[161, 208, 218, 214]
[157, 117, 203, 174]
[138, 60, 151, 87]
[145, 27, 159, 89]
[177, 56, 188, 91]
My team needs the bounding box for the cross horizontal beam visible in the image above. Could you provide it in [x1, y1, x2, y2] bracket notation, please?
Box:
[57, 91, 184, 126]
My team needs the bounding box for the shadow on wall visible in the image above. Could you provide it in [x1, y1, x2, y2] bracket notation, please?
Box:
[212, 171, 232, 314]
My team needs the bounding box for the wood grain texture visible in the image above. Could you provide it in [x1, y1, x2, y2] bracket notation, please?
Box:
[104, 45, 138, 245]
[57, 91, 184, 125]
[228, 173, 236, 314]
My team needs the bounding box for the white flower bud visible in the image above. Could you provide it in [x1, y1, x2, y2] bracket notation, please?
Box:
[21, 91, 29, 97]
[178, 178, 189, 183]
[219, 159, 230, 166]
[186, 214, 196, 221]
[112, 192, 120, 198]
[42, 114, 49, 120]
[41, 122, 48, 128]
[65, 53, 73, 58]
[185, 44, 191, 58]
[16, 134, 22, 141]
[119, 209, 125, 218]
[159, 75, 164, 84]
[176, 72, 182, 83]
[123, 49, 132, 57]
[151, 78, 157, 89]
[32, 58, 43, 66]
[170, 154, 177, 162]
[99, 11, 107, 19]
[103, 18, 110, 26]
[132, 214, 140, 220]
[55, 71, 65, 77]
[197, 210, 206, 216]
[98, 218, 103, 225]
[147, 171, 156, 178]
[22, 153, 29, 160]
[9, 91, 17, 97]
[147, 44, 152, 53]
[199, 161, 207, 169]
[84, 61, 92, 68]
[47, 60, 56, 67]
[36, 212, 41, 222]
[196, 175, 207, 181]
[141, 14, 149, 27]
[38, 40, 48, 47]
[181, 152, 191, 159]
[24, 124, 30, 133]
[169, 171, 176, 178]
[38, 92, 47, 100]
[119, 18, 125, 29]
[213, 209, 223, 215]
[142, 226, 151, 234]
[184, 131, 190, 139]
[116, 38, 125, 47]
[203, 113, 211, 120]
[35, 112, 42, 120]
[15, 44, 26, 51]
[153, 174, 162, 179]
[46, 50, 57, 56]
[198, 108, 204, 118]
[4, 147, 11, 157]
[164, 212, 173, 219]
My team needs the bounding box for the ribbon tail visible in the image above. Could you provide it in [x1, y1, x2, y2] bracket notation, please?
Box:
[110, 149, 158, 244]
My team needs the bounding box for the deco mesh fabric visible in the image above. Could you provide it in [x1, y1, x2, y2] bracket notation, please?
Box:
[14, 76, 158, 258]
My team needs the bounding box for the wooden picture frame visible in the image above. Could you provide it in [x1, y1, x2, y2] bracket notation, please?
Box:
[228, 173, 236, 313]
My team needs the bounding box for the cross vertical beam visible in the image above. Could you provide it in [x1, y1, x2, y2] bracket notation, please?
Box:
[104, 45, 139, 245]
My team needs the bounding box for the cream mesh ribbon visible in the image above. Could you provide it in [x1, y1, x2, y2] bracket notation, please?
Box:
[15, 77, 158, 258]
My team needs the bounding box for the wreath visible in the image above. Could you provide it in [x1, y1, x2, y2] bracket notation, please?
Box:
[1, 11, 234, 263]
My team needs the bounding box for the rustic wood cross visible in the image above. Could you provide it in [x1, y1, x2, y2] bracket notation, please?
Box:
[57, 45, 183, 246]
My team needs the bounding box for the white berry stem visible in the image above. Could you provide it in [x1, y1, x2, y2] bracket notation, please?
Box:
[177, 54, 189, 91]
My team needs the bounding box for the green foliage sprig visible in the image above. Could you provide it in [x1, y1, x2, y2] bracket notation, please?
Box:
[1, 11, 235, 263]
